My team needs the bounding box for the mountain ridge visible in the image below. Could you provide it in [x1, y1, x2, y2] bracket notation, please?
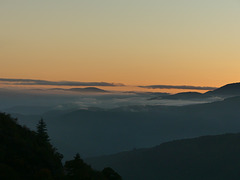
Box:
[51, 87, 108, 93]
[205, 82, 240, 97]
[86, 133, 240, 180]
[152, 82, 240, 100]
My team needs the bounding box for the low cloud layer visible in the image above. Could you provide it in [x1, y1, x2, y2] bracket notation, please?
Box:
[0, 78, 218, 91]
[139, 85, 217, 90]
[0, 78, 124, 87]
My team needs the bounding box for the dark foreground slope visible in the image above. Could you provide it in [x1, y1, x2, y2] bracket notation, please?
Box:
[0, 113, 121, 180]
[0, 113, 63, 179]
[87, 133, 240, 180]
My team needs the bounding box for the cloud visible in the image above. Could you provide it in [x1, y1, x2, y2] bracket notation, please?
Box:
[139, 85, 217, 90]
[0, 78, 217, 91]
[0, 78, 124, 87]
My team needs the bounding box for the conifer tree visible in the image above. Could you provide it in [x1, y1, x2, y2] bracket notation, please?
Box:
[36, 118, 50, 142]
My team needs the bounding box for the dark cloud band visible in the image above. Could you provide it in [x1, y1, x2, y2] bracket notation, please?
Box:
[0, 78, 217, 90]
[0, 78, 124, 87]
[139, 85, 217, 90]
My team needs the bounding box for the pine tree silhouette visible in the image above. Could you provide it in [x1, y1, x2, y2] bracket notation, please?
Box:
[36, 118, 50, 143]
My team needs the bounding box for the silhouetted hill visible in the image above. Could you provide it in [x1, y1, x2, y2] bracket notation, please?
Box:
[151, 82, 240, 100]
[159, 92, 204, 100]
[149, 90, 213, 101]
[51, 87, 108, 93]
[205, 82, 240, 97]
[0, 113, 121, 180]
[0, 113, 63, 179]
[86, 133, 240, 180]
[68, 87, 108, 93]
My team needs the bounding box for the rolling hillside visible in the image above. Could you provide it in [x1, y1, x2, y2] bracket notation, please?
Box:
[86, 133, 240, 180]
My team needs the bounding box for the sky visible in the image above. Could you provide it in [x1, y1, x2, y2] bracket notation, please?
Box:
[1, 0, 240, 92]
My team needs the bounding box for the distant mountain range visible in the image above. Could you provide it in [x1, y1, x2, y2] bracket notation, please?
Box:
[158, 92, 204, 100]
[152, 82, 240, 100]
[51, 87, 108, 93]
[86, 133, 240, 180]
[17, 96, 240, 159]
[6, 81, 240, 179]
[205, 82, 240, 97]
[6, 81, 240, 159]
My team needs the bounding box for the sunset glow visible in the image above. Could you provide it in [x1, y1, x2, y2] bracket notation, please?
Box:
[1, 0, 240, 92]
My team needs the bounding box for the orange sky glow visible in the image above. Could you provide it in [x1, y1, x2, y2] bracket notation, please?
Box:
[1, 0, 239, 93]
